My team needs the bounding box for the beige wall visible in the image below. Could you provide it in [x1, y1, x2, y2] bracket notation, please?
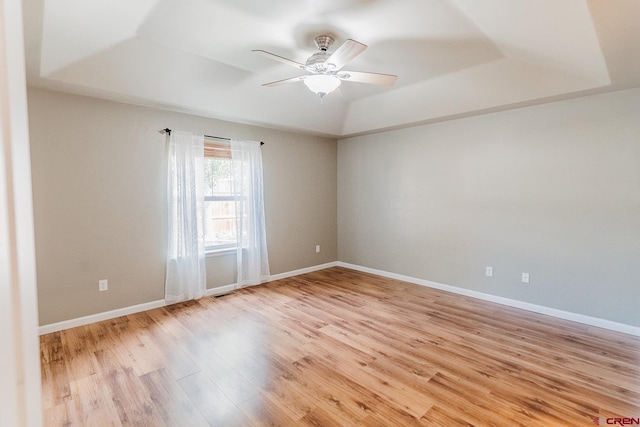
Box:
[29, 85, 640, 328]
[28, 88, 337, 325]
[338, 87, 640, 327]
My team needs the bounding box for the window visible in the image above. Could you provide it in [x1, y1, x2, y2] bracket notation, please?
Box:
[203, 143, 236, 252]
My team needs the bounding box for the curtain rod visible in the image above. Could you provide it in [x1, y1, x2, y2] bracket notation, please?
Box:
[160, 128, 264, 145]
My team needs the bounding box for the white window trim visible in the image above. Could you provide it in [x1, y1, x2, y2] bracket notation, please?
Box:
[206, 246, 237, 257]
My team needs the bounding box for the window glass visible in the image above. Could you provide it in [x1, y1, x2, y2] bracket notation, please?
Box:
[203, 152, 236, 251]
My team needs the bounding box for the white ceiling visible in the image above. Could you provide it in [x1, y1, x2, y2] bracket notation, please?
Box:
[22, 0, 640, 138]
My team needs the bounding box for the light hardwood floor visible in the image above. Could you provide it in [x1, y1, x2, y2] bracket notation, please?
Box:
[41, 267, 640, 426]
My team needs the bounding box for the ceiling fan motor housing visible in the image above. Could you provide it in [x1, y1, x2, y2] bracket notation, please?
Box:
[306, 35, 336, 72]
[314, 35, 335, 51]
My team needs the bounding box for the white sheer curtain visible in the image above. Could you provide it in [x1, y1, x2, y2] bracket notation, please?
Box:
[230, 140, 270, 287]
[165, 131, 206, 303]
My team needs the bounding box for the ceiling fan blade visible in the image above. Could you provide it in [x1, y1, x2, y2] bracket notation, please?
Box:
[325, 39, 367, 71]
[262, 76, 306, 87]
[252, 50, 307, 70]
[339, 71, 398, 86]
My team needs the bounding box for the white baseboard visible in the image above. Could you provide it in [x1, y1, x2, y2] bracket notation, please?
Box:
[268, 262, 338, 281]
[46, 261, 636, 338]
[337, 262, 640, 337]
[39, 285, 237, 335]
[204, 283, 236, 297]
[38, 262, 339, 335]
[38, 300, 167, 335]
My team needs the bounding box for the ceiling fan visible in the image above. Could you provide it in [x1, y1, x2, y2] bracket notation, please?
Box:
[252, 35, 398, 99]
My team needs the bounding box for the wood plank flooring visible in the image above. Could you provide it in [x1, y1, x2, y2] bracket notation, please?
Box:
[40, 267, 640, 426]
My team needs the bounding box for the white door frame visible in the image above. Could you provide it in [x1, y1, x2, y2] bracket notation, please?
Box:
[0, 0, 43, 425]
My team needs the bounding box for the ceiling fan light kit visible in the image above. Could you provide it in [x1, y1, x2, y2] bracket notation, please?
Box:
[303, 74, 342, 98]
[253, 35, 397, 100]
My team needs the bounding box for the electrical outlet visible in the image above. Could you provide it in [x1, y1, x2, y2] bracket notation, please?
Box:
[99, 279, 108, 291]
[316, 245, 320, 253]
[521, 273, 530, 284]
[485, 266, 493, 277]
